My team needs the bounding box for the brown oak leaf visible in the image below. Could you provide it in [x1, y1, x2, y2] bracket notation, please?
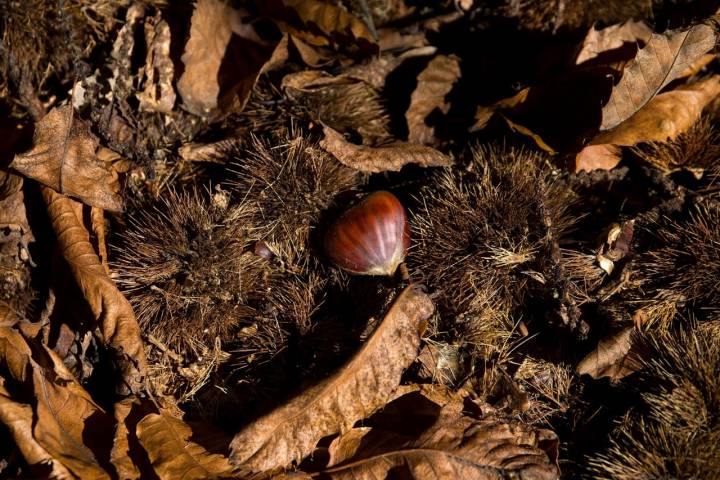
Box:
[599, 24, 716, 131]
[43, 188, 147, 395]
[406, 55, 461, 145]
[320, 125, 452, 172]
[10, 105, 124, 211]
[229, 285, 434, 473]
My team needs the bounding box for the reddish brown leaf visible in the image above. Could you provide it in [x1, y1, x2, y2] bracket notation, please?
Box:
[43, 188, 147, 395]
[230, 285, 434, 473]
[406, 55, 461, 145]
[10, 106, 124, 211]
[320, 125, 452, 172]
[599, 24, 716, 131]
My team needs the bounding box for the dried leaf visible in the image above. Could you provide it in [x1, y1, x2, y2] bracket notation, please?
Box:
[268, 0, 377, 51]
[136, 15, 176, 113]
[10, 106, 124, 211]
[0, 325, 112, 479]
[0, 381, 74, 479]
[320, 125, 452, 172]
[575, 144, 622, 172]
[344, 46, 436, 90]
[136, 412, 236, 480]
[406, 55, 461, 145]
[230, 285, 435, 473]
[595, 76, 720, 146]
[178, 0, 278, 117]
[577, 76, 720, 171]
[471, 88, 529, 132]
[110, 400, 144, 480]
[43, 188, 147, 395]
[599, 24, 716, 131]
[318, 394, 560, 479]
[576, 327, 637, 380]
[576, 21, 652, 65]
[0, 172, 33, 262]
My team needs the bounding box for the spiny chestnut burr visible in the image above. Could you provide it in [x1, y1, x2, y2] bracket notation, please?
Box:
[324, 191, 410, 276]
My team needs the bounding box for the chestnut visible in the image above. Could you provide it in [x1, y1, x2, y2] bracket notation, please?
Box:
[324, 191, 410, 276]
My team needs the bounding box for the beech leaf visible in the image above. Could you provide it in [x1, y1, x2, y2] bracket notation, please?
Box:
[10, 106, 124, 211]
[229, 285, 435, 473]
[136, 412, 237, 480]
[599, 24, 716, 131]
[406, 55, 461, 145]
[320, 125, 452, 172]
[43, 188, 147, 395]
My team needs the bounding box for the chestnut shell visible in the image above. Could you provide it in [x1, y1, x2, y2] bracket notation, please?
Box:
[324, 191, 410, 276]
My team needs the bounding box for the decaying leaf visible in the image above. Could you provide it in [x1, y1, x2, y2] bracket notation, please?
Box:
[0, 325, 112, 479]
[177, 0, 279, 118]
[0, 172, 33, 262]
[136, 14, 176, 113]
[317, 391, 560, 479]
[10, 106, 124, 211]
[576, 21, 652, 65]
[137, 412, 236, 480]
[320, 125, 452, 172]
[576, 327, 638, 380]
[577, 76, 720, 171]
[599, 24, 716, 131]
[406, 55, 461, 145]
[229, 285, 434, 473]
[43, 188, 147, 395]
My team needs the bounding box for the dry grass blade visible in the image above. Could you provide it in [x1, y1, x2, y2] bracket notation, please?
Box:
[136, 412, 237, 480]
[319, 400, 560, 479]
[43, 188, 147, 395]
[406, 55, 461, 145]
[10, 106, 124, 212]
[600, 24, 716, 131]
[320, 125, 452, 172]
[0, 325, 112, 479]
[229, 285, 434, 473]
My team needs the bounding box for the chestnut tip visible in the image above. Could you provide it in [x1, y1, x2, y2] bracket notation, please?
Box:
[323, 191, 410, 276]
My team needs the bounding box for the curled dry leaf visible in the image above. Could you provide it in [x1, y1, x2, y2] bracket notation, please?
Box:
[0, 172, 33, 260]
[576, 76, 720, 172]
[178, 0, 279, 118]
[136, 412, 236, 480]
[10, 105, 124, 211]
[344, 46, 437, 90]
[43, 188, 147, 395]
[320, 125, 452, 173]
[576, 327, 638, 380]
[317, 391, 560, 479]
[576, 20, 652, 65]
[0, 325, 112, 479]
[229, 285, 435, 473]
[136, 14, 176, 113]
[599, 24, 716, 131]
[406, 55, 461, 145]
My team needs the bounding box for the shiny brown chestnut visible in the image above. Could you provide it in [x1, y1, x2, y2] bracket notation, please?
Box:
[324, 191, 410, 276]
